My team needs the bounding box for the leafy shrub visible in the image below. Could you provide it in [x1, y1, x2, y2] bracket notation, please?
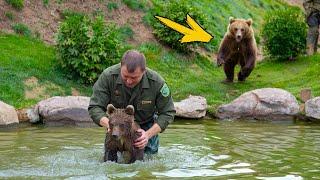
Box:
[5, 0, 24, 10]
[60, 9, 83, 19]
[56, 14, 122, 84]
[107, 2, 118, 11]
[118, 24, 134, 40]
[150, 1, 207, 53]
[43, 0, 49, 7]
[261, 7, 307, 59]
[12, 23, 31, 37]
[122, 0, 147, 11]
[5, 12, 14, 20]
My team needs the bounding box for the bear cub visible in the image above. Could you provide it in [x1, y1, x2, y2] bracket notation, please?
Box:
[104, 104, 144, 164]
[217, 17, 257, 83]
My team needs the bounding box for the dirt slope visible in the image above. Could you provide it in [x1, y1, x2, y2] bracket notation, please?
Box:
[0, 0, 155, 45]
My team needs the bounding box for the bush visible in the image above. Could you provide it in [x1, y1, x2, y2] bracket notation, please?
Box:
[12, 23, 31, 37]
[43, 0, 49, 7]
[261, 7, 307, 60]
[107, 2, 118, 11]
[5, 12, 14, 20]
[150, 1, 207, 53]
[5, 0, 24, 10]
[56, 14, 122, 84]
[122, 0, 147, 11]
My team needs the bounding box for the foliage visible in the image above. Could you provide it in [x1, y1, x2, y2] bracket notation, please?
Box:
[60, 9, 84, 19]
[262, 7, 307, 60]
[149, 0, 208, 53]
[56, 14, 122, 84]
[2, 33, 320, 110]
[140, 42, 320, 110]
[118, 24, 134, 40]
[5, 0, 24, 10]
[12, 23, 31, 37]
[0, 33, 92, 108]
[5, 12, 14, 20]
[43, 0, 49, 7]
[107, 2, 119, 11]
[122, 0, 147, 11]
[146, 0, 285, 52]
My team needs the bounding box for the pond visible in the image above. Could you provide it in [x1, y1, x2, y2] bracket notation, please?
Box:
[0, 119, 319, 179]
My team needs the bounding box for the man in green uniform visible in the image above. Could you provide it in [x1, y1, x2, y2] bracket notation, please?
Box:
[88, 50, 175, 154]
[304, 0, 320, 55]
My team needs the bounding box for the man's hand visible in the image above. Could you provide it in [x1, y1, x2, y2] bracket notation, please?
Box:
[134, 129, 149, 149]
[99, 117, 110, 132]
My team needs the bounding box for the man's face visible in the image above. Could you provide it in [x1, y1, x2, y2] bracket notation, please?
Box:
[120, 65, 145, 88]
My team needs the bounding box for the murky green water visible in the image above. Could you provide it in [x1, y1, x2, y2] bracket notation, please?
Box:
[1, 120, 320, 179]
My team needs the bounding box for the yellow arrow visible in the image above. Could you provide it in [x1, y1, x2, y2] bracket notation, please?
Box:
[155, 14, 213, 43]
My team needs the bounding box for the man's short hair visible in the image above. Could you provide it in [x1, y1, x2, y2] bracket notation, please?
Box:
[120, 50, 146, 73]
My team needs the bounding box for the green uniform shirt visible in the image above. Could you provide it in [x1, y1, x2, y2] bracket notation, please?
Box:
[88, 64, 175, 132]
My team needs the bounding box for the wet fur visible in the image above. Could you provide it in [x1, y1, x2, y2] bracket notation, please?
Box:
[104, 105, 144, 163]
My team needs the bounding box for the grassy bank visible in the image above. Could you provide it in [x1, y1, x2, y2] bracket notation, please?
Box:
[1, 34, 319, 113]
[145, 0, 286, 51]
[139, 42, 320, 111]
[0, 33, 92, 108]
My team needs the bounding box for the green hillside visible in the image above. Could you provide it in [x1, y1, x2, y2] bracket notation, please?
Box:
[1, 0, 318, 114]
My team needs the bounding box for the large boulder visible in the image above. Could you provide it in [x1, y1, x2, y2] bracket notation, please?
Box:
[174, 95, 207, 119]
[31, 96, 94, 126]
[0, 101, 19, 127]
[216, 88, 299, 120]
[305, 97, 320, 120]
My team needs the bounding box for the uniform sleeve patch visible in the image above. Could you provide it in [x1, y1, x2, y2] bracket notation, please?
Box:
[160, 83, 170, 97]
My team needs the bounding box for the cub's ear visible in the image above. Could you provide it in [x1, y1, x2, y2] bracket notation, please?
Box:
[125, 105, 135, 115]
[229, 17, 235, 24]
[107, 104, 116, 115]
[246, 18, 253, 26]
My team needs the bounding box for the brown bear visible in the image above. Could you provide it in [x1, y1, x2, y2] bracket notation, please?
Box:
[104, 104, 144, 164]
[217, 17, 257, 82]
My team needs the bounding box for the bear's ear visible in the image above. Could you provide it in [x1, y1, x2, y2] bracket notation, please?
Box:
[246, 18, 253, 26]
[107, 104, 116, 115]
[125, 105, 134, 115]
[229, 17, 235, 24]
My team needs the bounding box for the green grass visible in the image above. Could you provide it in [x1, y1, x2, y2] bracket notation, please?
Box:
[145, 0, 286, 51]
[5, 0, 24, 10]
[0, 33, 92, 108]
[1, 0, 318, 113]
[5, 12, 14, 20]
[122, 0, 148, 11]
[138, 42, 320, 113]
[1, 34, 319, 113]
[107, 2, 119, 11]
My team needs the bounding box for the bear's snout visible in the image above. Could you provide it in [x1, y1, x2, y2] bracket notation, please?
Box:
[111, 127, 121, 139]
[236, 33, 242, 42]
[112, 134, 119, 139]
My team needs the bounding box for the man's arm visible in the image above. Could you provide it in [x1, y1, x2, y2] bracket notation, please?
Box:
[88, 71, 111, 127]
[134, 82, 175, 149]
[134, 123, 161, 149]
[154, 83, 175, 132]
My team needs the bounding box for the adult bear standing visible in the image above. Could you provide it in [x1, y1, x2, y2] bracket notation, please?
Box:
[217, 17, 257, 83]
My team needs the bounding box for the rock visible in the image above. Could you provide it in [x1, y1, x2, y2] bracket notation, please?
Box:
[305, 97, 320, 120]
[174, 95, 207, 119]
[32, 96, 94, 126]
[216, 88, 299, 120]
[16, 108, 39, 122]
[300, 88, 312, 103]
[0, 101, 19, 127]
